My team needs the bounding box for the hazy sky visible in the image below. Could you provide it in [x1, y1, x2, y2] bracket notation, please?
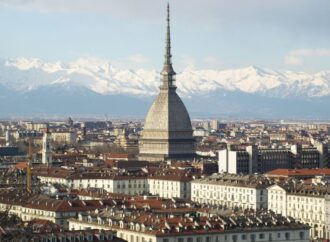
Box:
[0, 0, 329, 72]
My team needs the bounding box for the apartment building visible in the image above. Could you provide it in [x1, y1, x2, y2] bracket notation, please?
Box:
[35, 168, 196, 199]
[191, 174, 272, 210]
[219, 143, 324, 174]
[69, 209, 309, 242]
[0, 188, 112, 229]
[268, 181, 330, 238]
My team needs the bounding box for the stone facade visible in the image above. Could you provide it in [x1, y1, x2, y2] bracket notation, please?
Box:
[138, 5, 195, 162]
[268, 183, 330, 238]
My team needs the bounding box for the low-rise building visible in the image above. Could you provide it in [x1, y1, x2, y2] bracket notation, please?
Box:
[0, 227, 120, 242]
[69, 209, 309, 242]
[191, 174, 272, 210]
[35, 168, 197, 199]
[52, 131, 76, 144]
[148, 174, 192, 199]
[268, 181, 330, 238]
[0, 189, 113, 229]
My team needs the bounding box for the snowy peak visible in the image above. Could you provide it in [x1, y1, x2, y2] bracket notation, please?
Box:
[0, 57, 330, 98]
[5, 57, 64, 73]
[5, 57, 43, 70]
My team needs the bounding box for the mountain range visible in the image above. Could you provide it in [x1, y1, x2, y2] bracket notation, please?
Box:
[1, 57, 330, 119]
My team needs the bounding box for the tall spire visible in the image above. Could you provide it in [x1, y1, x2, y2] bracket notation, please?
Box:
[161, 3, 176, 90]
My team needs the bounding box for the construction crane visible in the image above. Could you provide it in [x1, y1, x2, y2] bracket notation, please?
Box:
[26, 139, 33, 193]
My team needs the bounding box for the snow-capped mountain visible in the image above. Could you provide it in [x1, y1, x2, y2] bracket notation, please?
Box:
[1, 57, 330, 98]
[1, 57, 330, 118]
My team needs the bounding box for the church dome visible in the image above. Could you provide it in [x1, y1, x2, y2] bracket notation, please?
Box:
[144, 90, 193, 134]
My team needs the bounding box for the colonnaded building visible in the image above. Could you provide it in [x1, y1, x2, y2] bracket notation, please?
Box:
[139, 5, 196, 162]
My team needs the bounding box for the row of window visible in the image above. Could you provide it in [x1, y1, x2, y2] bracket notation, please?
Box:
[160, 231, 304, 242]
[193, 185, 256, 194]
[193, 192, 252, 202]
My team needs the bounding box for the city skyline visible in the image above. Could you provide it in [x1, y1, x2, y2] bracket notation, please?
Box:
[0, 2, 330, 241]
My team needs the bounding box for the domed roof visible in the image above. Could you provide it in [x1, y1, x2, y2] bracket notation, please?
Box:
[143, 89, 192, 134]
[138, 4, 195, 161]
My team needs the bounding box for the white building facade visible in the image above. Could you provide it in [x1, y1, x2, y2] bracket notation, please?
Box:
[191, 174, 270, 210]
[42, 130, 52, 165]
[36, 170, 193, 199]
[69, 212, 309, 242]
[268, 183, 329, 239]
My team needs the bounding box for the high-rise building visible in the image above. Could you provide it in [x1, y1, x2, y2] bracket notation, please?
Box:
[218, 145, 258, 174]
[42, 128, 52, 166]
[5, 129, 11, 147]
[139, 5, 195, 162]
[315, 141, 329, 168]
[219, 143, 325, 175]
[210, 119, 219, 130]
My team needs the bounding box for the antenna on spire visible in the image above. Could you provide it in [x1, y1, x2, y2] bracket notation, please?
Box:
[165, 2, 172, 69]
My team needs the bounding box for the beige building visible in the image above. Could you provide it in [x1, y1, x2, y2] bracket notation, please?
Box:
[191, 174, 271, 210]
[268, 182, 330, 239]
[51, 131, 76, 144]
[35, 168, 195, 199]
[69, 208, 309, 242]
[25, 122, 47, 131]
[148, 174, 192, 199]
[210, 120, 219, 130]
[0, 189, 109, 229]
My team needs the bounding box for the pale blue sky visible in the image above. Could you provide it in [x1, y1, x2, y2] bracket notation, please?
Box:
[0, 0, 329, 72]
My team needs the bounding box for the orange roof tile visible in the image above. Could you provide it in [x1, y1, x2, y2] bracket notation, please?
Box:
[15, 162, 27, 170]
[267, 168, 330, 177]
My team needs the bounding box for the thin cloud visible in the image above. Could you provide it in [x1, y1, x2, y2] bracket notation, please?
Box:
[284, 55, 303, 66]
[179, 55, 196, 69]
[290, 48, 330, 57]
[284, 48, 330, 66]
[0, 0, 165, 17]
[127, 54, 149, 64]
[176, 55, 228, 70]
[202, 56, 225, 69]
[1, 0, 330, 34]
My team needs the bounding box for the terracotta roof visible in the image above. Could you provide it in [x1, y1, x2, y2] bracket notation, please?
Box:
[24, 196, 114, 212]
[266, 168, 330, 177]
[271, 181, 330, 197]
[0, 189, 115, 213]
[193, 173, 273, 189]
[15, 162, 27, 170]
[109, 153, 135, 159]
[72, 210, 308, 236]
[25, 219, 62, 233]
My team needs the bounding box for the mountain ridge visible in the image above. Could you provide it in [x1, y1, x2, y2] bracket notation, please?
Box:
[2, 57, 330, 98]
[1, 57, 330, 118]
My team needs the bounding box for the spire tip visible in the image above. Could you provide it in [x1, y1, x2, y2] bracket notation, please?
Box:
[160, 2, 176, 90]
